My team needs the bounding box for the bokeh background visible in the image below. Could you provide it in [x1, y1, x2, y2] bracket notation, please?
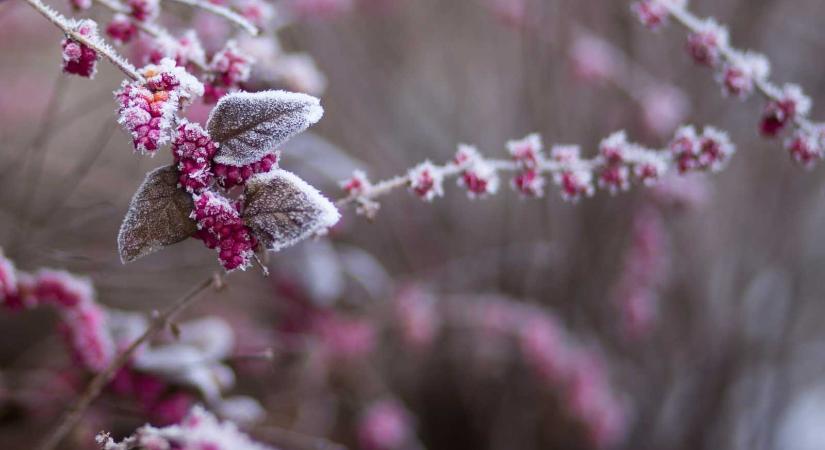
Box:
[3, 0, 825, 449]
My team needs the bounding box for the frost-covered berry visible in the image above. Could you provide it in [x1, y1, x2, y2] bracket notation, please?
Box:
[33, 269, 95, 309]
[127, 0, 160, 22]
[669, 125, 700, 173]
[551, 145, 594, 202]
[686, 19, 728, 67]
[205, 41, 254, 103]
[357, 400, 413, 450]
[58, 302, 115, 372]
[785, 128, 824, 169]
[149, 31, 207, 68]
[191, 191, 257, 271]
[630, 0, 669, 30]
[633, 152, 668, 185]
[213, 153, 279, 189]
[340, 169, 372, 196]
[512, 170, 545, 197]
[172, 121, 218, 193]
[454, 144, 499, 198]
[597, 131, 632, 194]
[718, 52, 769, 99]
[408, 161, 444, 201]
[507, 133, 544, 170]
[697, 127, 735, 172]
[760, 84, 812, 137]
[106, 14, 138, 45]
[61, 20, 100, 78]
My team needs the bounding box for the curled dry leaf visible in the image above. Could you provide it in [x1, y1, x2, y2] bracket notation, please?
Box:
[207, 90, 324, 166]
[242, 169, 340, 252]
[118, 165, 197, 263]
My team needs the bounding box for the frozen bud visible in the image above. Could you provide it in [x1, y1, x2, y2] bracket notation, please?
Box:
[61, 20, 100, 78]
[697, 127, 735, 172]
[597, 132, 633, 193]
[106, 14, 138, 45]
[633, 151, 668, 185]
[599, 131, 630, 164]
[686, 19, 728, 67]
[597, 164, 630, 194]
[454, 144, 499, 198]
[213, 153, 279, 189]
[407, 161, 444, 201]
[570, 33, 619, 83]
[630, 0, 669, 30]
[718, 52, 769, 99]
[555, 168, 595, 202]
[69, 0, 92, 11]
[669, 125, 700, 173]
[340, 169, 372, 196]
[761, 84, 812, 137]
[172, 121, 218, 193]
[236, 0, 275, 29]
[785, 128, 824, 169]
[191, 191, 256, 271]
[357, 399, 414, 450]
[127, 0, 160, 22]
[512, 170, 546, 197]
[507, 133, 544, 170]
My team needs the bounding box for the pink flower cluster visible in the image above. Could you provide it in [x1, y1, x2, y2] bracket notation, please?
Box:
[0, 253, 114, 372]
[612, 207, 669, 339]
[62, 20, 100, 78]
[191, 191, 258, 271]
[357, 399, 414, 450]
[508, 133, 546, 197]
[455, 144, 499, 198]
[669, 125, 734, 173]
[633, 1, 825, 167]
[115, 59, 204, 154]
[407, 161, 444, 201]
[205, 41, 254, 103]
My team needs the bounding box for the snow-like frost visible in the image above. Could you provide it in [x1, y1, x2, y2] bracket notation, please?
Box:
[242, 169, 340, 252]
[207, 90, 324, 166]
[118, 165, 197, 263]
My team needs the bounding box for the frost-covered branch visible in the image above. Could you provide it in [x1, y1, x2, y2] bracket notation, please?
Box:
[164, 0, 259, 36]
[23, 0, 143, 81]
[36, 274, 220, 450]
[632, 0, 823, 167]
[336, 126, 734, 218]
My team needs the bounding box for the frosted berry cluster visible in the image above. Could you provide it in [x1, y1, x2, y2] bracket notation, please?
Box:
[632, 0, 825, 168]
[126, 0, 160, 22]
[213, 153, 278, 189]
[0, 252, 114, 372]
[205, 41, 254, 103]
[62, 20, 101, 78]
[115, 58, 204, 154]
[191, 191, 257, 271]
[105, 14, 138, 45]
[339, 126, 734, 216]
[172, 121, 219, 193]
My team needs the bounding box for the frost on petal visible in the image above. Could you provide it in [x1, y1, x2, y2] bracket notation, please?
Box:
[242, 169, 340, 252]
[118, 165, 197, 263]
[207, 90, 324, 166]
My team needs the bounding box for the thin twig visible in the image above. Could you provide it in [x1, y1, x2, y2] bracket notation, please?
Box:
[23, 0, 143, 81]
[36, 274, 219, 450]
[164, 0, 259, 36]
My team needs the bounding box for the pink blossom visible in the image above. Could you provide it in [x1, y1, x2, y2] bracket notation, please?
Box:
[407, 161, 444, 201]
[357, 399, 414, 450]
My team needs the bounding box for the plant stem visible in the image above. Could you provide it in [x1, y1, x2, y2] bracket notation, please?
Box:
[36, 274, 220, 450]
[23, 0, 143, 81]
[164, 0, 259, 36]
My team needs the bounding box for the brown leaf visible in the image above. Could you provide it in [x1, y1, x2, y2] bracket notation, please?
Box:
[118, 165, 197, 263]
[243, 169, 340, 252]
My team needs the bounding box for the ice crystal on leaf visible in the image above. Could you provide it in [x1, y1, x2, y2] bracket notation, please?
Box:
[242, 169, 340, 252]
[207, 90, 324, 166]
[118, 165, 197, 263]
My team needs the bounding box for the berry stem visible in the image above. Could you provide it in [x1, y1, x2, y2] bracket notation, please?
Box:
[36, 274, 220, 450]
[23, 0, 143, 81]
[164, 0, 259, 36]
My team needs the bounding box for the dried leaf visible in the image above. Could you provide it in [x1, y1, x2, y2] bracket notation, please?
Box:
[207, 90, 323, 166]
[118, 165, 197, 263]
[243, 169, 340, 252]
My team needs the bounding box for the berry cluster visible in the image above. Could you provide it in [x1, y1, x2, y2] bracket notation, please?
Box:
[632, 0, 825, 168]
[61, 19, 101, 78]
[204, 41, 254, 103]
[191, 191, 258, 271]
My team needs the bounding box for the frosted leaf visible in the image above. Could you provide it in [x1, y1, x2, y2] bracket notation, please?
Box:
[207, 90, 323, 166]
[118, 165, 197, 263]
[242, 169, 340, 252]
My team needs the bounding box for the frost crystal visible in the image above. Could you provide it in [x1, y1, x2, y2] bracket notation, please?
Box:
[207, 90, 323, 166]
[118, 165, 198, 263]
[242, 169, 341, 252]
